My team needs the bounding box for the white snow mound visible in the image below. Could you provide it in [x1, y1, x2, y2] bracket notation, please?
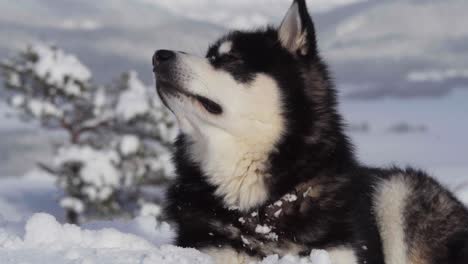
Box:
[0, 213, 211, 264]
[0, 213, 336, 264]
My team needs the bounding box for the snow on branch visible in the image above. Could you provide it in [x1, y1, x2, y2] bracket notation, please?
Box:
[1, 44, 178, 224]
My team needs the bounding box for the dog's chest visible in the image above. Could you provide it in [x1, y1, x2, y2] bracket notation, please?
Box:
[212, 188, 322, 256]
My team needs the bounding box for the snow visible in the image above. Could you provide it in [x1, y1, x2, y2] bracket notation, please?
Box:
[54, 146, 121, 201]
[10, 95, 25, 107]
[94, 89, 107, 110]
[116, 71, 151, 121]
[0, 210, 334, 264]
[274, 209, 282, 218]
[255, 224, 272, 234]
[259, 250, 331, 264]
[60, 197, 85, 214]
[55, 146, 120, 188]
[119, 135, 141, 156]
[255, 225, 278, 241]
[27, 99, 64, 118]
[7, 71, 21, 87]
[309, 250, 332, 264]
[0, 213, 208, 264]
[241, 235, 250, 245]
[0, 212, 208, 264]
[282, 194, 297, 202]
[138, 203, 162, 218]
[23, 214, 152, 250]
[0, 171, 336, 264]
[145, 149, 176, 180]
[29, 44, 92, 96]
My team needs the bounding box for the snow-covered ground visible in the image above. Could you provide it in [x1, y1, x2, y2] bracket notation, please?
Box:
[0, 211, 332, 264]
[0, 169, 467, 264]
[0, 170, 333, 264]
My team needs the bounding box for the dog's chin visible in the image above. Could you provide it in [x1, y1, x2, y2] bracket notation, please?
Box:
[156, 79, 190, 97]
[154, 78, 188, 116]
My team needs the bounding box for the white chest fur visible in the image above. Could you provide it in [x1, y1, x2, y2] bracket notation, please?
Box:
[188, 129, 273, 211]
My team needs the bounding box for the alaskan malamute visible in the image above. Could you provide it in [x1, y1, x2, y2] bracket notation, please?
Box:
[153, 0, 468, 263]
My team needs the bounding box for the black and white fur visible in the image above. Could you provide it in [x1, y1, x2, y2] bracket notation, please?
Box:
[152, 1, 468, 263]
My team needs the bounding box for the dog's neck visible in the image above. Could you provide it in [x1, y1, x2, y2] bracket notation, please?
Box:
[186, 127, 278, 211]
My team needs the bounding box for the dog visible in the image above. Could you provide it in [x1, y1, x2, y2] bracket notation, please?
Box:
[152, 0, 468, 263]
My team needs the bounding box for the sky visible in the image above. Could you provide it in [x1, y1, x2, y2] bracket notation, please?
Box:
[1, 0, 467, 97]
[0, 0, 466, 178]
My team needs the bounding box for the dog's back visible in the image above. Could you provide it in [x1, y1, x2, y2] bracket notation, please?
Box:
[371, 168, 468, 264]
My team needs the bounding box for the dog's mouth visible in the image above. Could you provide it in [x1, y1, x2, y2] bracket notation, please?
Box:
[156, 78, 190, 97]
[156, 78, 223, 115]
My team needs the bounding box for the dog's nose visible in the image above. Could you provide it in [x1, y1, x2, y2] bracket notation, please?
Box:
[153, 50, 175, 66]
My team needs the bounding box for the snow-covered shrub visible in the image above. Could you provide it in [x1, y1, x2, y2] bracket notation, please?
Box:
[1, 44, 177, 223]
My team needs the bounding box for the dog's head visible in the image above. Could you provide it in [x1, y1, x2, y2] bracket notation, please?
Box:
[153, 0, 340, 208]
[153, 0, 331, 144]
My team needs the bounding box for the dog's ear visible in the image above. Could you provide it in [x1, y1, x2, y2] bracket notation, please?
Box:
[278, 0, 317, 57]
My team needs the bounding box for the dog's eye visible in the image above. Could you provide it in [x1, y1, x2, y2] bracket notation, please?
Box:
[196, 96, 223, 115]
[221, 53, 241, 62]
[208, 53, 240, 65]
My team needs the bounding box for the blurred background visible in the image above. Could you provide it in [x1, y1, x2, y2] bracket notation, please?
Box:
[0, 0, 467, 222]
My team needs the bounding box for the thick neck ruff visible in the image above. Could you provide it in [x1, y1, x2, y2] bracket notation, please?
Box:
[232, 180, 321, 248]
